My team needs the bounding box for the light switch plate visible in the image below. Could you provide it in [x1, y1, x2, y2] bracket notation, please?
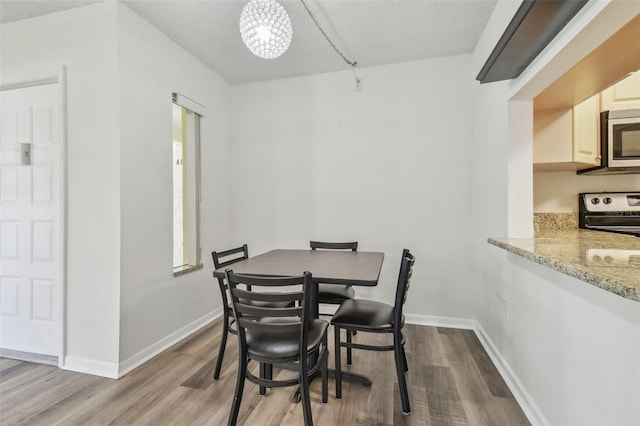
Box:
[20, 143, 30, 165]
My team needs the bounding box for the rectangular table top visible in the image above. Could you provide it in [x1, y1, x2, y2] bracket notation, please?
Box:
[213, 249, 384, 286]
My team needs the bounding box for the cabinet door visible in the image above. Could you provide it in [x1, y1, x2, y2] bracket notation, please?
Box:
[573, 94, 600, 165]
[533, 108, 573, 164]
[600, 71, 640, 111]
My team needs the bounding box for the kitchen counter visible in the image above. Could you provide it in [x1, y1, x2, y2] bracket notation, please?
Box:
[488, 229, 640, 302]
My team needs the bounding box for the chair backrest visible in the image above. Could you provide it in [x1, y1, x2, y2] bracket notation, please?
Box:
[310, 241, 358, 251]
[393, 249, 415, 327]
[212, 244, 251, 301]
[212, 244, 249, 269]
[225, 270, 314, 354]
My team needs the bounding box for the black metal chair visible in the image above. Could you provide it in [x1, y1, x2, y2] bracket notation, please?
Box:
[225, 270, 329, 426]
[211, 244, 292, 380]
[331, 249, 415, 415]
[310, 241, 358, 305]
[310, 240, 358, 364]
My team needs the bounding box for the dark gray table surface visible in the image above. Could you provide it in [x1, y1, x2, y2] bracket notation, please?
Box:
[213, 249, 384, 286]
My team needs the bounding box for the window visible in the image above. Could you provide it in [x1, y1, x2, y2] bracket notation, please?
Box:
[172, 93, 204, 274]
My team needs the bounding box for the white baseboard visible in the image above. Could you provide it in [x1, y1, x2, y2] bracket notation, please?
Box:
[118, 307, 223, 378]
[405, 313, 476, 329]
[473, 322, 548, 426]
[405, 313, 547, 426]
[62, 308, 223, 379]
[63, 356, 120, 379]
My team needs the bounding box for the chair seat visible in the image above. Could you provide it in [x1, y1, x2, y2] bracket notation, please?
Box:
[246, 318, 329, 360]
[318, 284, 355, 305]
[331, 299, 404, 331]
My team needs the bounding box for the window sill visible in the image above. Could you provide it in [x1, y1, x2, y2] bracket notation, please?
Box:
[173, 263, 204, 277]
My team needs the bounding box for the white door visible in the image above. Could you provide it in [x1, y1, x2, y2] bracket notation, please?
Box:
[0, 82, 62, 358]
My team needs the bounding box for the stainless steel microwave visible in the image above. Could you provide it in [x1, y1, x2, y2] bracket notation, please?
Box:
[578, 108, 640, 175]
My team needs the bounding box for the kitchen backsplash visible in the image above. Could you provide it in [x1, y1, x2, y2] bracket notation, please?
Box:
[533, 212, 578, 236]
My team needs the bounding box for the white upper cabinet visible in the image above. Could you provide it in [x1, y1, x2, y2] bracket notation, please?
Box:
[600, 71, 640, 112]
[533, 70, 640, 172]
[572, 94, 600, 165]
[533, 94, 600, 171]
[534, 107, 573, 166]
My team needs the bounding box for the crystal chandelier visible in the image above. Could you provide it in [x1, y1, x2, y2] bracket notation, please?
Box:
[239, 0, 292, 59]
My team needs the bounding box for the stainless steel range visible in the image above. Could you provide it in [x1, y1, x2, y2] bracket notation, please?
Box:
[579, 192, 640, 236]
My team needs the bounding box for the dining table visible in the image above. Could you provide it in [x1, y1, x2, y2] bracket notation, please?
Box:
[212, 248, 385, 398]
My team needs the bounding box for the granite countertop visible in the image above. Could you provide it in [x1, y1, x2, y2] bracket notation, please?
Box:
[488, 229, 640, 302]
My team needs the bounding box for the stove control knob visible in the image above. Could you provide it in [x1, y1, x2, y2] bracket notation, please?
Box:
[591, 197, 600, 205]
[603, 197, 612, 205]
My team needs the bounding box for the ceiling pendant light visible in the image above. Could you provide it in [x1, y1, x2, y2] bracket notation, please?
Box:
[239, 0, 292, 59]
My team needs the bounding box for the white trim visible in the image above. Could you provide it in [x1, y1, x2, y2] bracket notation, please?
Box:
[405, 313, 476, 329]
[63, 356, 119, 379]
[0, 67, 63, 90]
[57, 66, 68, 369]
[117, 308, 223, 378]
[405, 313, 547, 426]
[61, 308, 222, 379]
[0, 77, 58, 91]
[473, 322, 549, 426]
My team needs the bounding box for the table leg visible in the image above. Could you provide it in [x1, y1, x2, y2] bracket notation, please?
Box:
[290, 369, 372, 403]
[310, 279, 319, 319]
[290, 279, 372, 403]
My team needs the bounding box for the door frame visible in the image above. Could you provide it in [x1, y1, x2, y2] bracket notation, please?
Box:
[1, 67, 67, 367]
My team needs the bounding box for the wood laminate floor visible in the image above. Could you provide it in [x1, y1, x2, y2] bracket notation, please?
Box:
[0, 321, 530, 425]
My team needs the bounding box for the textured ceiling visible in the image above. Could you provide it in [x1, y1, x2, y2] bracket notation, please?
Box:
[1, 0, 101, 23]
[1, 0, 497, 84]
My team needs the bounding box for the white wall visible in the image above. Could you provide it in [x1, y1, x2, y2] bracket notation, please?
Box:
[1, 3, 122, 371]
[534, 171, 640, 212]
[1, 2, 233, 374]
[3, 4, 638, 422]
[472, 1, 640, 424]
[231, 55, 476, 318]
[116, 4, 232, 363]
[484, 248, 640, 426]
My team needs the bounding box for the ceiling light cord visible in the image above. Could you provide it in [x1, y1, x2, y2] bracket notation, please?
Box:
[351, 64, 361, 89]
[299, 0, 357, 69]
